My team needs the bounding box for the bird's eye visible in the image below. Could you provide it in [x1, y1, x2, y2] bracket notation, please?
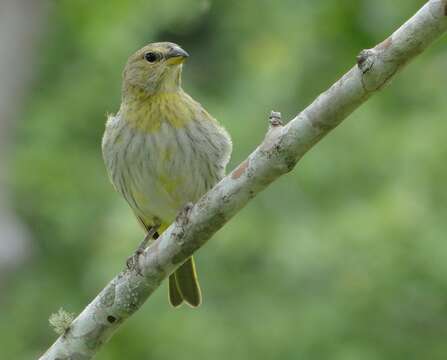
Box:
[144, 52, 160, 63]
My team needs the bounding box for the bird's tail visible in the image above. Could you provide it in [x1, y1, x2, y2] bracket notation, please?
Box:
[169, 256, 202, 307]
[136, 218, 201, 308]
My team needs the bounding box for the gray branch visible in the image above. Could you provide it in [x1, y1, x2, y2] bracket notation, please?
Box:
[40, 1, 447, 359]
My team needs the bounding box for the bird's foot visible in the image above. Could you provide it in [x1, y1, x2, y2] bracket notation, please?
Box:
[126, 226, 159, 275]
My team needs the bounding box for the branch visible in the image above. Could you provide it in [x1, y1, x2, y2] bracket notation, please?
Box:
[40, 1, 447, 359]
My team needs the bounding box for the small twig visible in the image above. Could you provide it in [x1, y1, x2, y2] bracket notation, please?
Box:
[268, 111, 283, 127]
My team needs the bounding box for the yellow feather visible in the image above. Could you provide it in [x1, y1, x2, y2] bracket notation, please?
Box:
[123, 92, 193, 133]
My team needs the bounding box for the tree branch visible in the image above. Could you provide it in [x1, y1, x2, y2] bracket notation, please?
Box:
[40, 1, 447, 359]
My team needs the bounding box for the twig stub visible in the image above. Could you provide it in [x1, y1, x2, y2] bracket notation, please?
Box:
[357, 49, 375, 74]
[269, 111, 282, 127]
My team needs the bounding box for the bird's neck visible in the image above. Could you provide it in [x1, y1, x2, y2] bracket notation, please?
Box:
[120, 84, 187, 114]
[119, 87, 194, 133]
[121, 67, 183, 102]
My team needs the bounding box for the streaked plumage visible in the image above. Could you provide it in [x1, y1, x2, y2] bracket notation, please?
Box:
[102, 42, 232, 307]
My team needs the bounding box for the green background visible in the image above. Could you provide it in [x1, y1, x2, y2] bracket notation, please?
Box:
[3, 0, 447, 359]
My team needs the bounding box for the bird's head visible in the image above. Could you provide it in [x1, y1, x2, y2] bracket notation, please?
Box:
[122, 42, 189, 96]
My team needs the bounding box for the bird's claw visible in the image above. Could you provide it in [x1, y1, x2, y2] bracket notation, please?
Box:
[126, 225, 159, 275]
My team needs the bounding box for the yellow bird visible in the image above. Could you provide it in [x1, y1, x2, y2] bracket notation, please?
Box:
[102, 42, 232, 307]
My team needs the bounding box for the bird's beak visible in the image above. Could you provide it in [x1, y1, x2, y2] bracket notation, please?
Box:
[166, 46, 189, 65]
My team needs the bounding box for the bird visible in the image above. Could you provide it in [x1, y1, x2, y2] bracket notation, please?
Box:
[102, 42, 232, 307]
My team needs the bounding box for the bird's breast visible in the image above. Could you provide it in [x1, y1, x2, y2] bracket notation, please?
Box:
[102, 104, 232, 224]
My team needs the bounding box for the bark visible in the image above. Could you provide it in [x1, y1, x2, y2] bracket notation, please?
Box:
[40, 1, 447, 359]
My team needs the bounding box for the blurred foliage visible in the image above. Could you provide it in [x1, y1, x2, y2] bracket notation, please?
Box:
[2, 0, 447, 359]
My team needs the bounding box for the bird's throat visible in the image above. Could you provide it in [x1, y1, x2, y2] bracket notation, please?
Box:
[121, 90, 193, 134]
